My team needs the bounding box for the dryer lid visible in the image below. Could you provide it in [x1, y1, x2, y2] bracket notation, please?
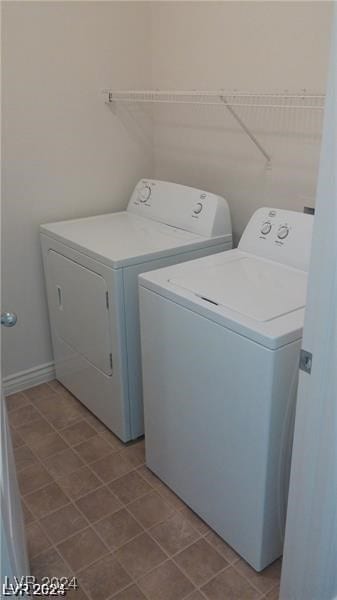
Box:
[40, 212, 213, 268]
[169, 256, 308, 322]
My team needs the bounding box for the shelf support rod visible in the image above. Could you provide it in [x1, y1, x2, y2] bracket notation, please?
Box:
[220, 95, 271, 167]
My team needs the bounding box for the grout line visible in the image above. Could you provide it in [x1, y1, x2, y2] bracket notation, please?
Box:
[94, 499, 187, 592]
[109, 501, 206, 595]
[23, 485, 70, 520]
[69, 536, 134, 600]
[9, 410, 45, 431]
[108, 582, 141, 600]
[231, 560, 281, 596]
[70, 442, 119, 466]
[231, 561, 269, 595]
[22, 426, 192, 536]
[136, 465, 163, 487]
[107, 583, 137, 600]
[108, 469, 260, 596]
[21, 382, 55, 401]
[20, 397, 81, 442]
[83, 455, 136, 486]
[33, 473, 152, 596]
[17, 383, 282, 599]
[13, 449, 40, 473]
[92, 505, 145, 538]
[37, 504, 114, 599]
[171, 545, 231, 593]
[55, 451, 135, 493]
[21, 431, 141, 506]
[73, 486, 123, 523]
[136, 466, 196, 515]
[109, 472, 156, 497]
[19, 464, 81, 501]
[40, 448, 86, 469]
[36, 487, 112, 547]
[17, 386, 139, 599]
[57, 428, 97, 446]
[24, 426, 206, 575]
[123, 553, 172, 589]
[18, 391, 104, 464]
[145, 514, 202, 557]
[17, 393, 94, 515]
[50, 542, 112, 600]
[196, 563, 232, 594]
[39, 506, 113, 587]
[29, 483, 243, 600]
[58, 469, 114, 502]
[202, 538, 241, 565]
[143, 542, 200, 593]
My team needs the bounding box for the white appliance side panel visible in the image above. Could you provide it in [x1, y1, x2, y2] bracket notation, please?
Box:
[140, 288, 301, 571]
[41, 236, 129, 441]
[124, 242, 230, 439]
[0, 396, 30, 583]
[47, 251, 112, 375]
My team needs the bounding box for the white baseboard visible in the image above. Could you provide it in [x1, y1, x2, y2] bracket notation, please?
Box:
[3, 362, 56, 396]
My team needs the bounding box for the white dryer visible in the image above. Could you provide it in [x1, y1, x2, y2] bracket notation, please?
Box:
[40, 180, 232, 441]
[139, 207, 313, 571]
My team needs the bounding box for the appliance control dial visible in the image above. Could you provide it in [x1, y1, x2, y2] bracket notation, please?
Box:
[260, 222, 272, 235]
[138, 185, 151, 203]
[277, 225, 289, 240]
[193, 202, 203, 215]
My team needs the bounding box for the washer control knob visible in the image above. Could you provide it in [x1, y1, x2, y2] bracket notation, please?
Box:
[277, 225, 289, 240]
[193, 202, 203, 215]
[260, 222, 272, 235]
[139, 185, 151, 203]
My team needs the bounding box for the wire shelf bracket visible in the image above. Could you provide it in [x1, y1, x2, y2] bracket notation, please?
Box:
[102, 89, 325, 169]
[219, 95, 271, 167]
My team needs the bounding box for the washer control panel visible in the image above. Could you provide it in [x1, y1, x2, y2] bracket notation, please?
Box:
[127, 179, 232, 239]
[239, 207, 314, 272]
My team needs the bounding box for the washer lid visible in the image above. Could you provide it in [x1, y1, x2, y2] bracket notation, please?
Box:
[169, 256, 307, 322]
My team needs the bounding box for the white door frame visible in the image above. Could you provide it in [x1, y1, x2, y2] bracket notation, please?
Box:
[280, 6, 337, 599]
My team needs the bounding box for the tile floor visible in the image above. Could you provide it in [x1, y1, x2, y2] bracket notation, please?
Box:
[7, 381, 281, 600]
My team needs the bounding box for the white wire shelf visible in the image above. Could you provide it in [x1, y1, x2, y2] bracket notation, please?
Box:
[103, 90, 325, 110]
[103, 90, 325, 167]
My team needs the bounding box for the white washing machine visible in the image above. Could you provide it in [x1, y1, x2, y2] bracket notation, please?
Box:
[40, 180, 232, 441]
[139, 207, 313, 571]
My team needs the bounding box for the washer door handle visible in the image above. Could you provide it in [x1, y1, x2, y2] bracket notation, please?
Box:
[1, 312, 17, 327]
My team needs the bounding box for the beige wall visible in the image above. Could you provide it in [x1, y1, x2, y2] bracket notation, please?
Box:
[2, 1, 152, 379]
[151, 1, 332, 242]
